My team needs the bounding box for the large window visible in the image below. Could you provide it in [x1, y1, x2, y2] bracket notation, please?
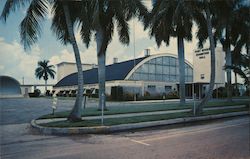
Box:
[129, 56, 193, 83]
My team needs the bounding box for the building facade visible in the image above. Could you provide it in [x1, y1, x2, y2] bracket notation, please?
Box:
[57, 62, 97, 81]
[193, 47, 225, 98]
[54, 48, 226, 100]
[54, 53, 194, 100]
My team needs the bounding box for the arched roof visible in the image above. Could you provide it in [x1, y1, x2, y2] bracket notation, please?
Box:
[125, 53, 193, 80]
[54, 57, 146, 87]
[54, 53, 193, 87]
[0, 76, 22, 97]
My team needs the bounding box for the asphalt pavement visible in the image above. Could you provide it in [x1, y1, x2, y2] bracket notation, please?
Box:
[0, 98, 250, 159]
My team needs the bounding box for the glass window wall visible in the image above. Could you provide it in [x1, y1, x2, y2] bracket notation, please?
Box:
[129, 56, 193, 83]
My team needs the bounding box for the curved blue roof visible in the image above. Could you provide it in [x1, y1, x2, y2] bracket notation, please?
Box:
[54, 57, 146, 87]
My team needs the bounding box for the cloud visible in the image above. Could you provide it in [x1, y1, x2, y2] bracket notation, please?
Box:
[0, 37, 43, 84]
[49, 44, 97, 66]
[0, 65, 5, 71]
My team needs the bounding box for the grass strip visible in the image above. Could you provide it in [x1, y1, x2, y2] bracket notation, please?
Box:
[40, 107, 248, 128]
[39, 101, 249, 119]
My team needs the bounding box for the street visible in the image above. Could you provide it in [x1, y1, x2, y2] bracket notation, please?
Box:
[1, 98, 250, 159]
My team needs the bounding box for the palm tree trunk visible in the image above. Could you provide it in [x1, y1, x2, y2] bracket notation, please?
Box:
[45, 80, 47, 94]
[196, 2, 216, 114]
[177, 36, 186, 106]
[96, 28, 107, 110]
[225, 26, 233, 101]
[247, 41, 250, 97]
[62, 3, 84, 121]
[234, 71, 238, 96]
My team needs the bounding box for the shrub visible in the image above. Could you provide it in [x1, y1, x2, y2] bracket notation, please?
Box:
[212, 87, 227, 98]
[29, 89, 41, 97]
[165, 91, 179, 99]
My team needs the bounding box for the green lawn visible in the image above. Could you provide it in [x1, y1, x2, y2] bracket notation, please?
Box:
[39, 100, 249, 120]
[40, 107, 248, 128]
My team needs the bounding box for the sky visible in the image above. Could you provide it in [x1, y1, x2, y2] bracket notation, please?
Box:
[0, 0, 213, 85]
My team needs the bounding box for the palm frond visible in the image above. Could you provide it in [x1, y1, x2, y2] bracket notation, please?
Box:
[51, 0, 82, 45]
[20, 0, 49, 50]
[1, 0, 30, 22]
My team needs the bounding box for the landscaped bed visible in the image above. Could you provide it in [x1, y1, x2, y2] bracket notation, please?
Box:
[39, 100, 250, 119]
[39, 107, 249, 128]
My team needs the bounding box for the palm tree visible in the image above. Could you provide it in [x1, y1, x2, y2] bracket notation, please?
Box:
[77, 0, 148, 110]
[147, 0, 195, 105]
[35, 60, 56, 92]
[51, 1, 85, 121]
[1, 0, 85, 121]
[193, 0, 249, 114]
[230, 4, 250, 95]
[193, 0, 216, 114]
[212, 0, 245, 101]
[226, 54, 250, 97]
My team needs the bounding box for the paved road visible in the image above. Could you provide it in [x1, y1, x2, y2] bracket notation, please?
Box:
[1, 98, 250, 159]
[1, 116, 249, 159]
[0, 98, 72, 125]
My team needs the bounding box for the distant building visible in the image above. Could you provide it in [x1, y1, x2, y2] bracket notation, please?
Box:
[0, 76, 22, 98]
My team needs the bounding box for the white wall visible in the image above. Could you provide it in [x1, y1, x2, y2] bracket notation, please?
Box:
[57, 62, 97, 82]
[193, 47, 225, 84]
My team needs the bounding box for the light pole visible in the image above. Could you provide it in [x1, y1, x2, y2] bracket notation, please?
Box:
[101, 93, 105, 125]
[133, 18, 136, 101]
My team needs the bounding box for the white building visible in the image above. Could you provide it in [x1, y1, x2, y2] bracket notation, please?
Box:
[193, 47, 225, 98]
[193, 47, 225, 84]
[53, 48, 226, 100]
[57, 62, 97, 82]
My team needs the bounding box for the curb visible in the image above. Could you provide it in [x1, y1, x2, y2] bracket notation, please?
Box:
[31, 111, 249, 135]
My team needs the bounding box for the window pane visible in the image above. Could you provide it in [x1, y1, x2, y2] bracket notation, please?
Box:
[148, 58, 156, 64]
[185, 76, 192, 82]
[163, 57, 170, 65]
[163, 66, 170, 74]
[148, 64, 155, 74]
[149, 74, 155, 81]
[156, 57, 162, 65]
[155, 74, 162, 81]
[141, 64, 148, 73]
[170, 66, 176, 74]
[156, 65, 163, 74]
[176, 67, 179, 75]
[141, 73, 148, 81]
[163, 75, 170, 82]
[137, 66, 143, 73]
[176, 58, 179, 66]
[170, 57, 176, 66]
[170, 75, 177, 82]
[189, 76, 193, 82]
[129, 74, 134, 80]
[133, 73, 140, 80]
[188, 68, 193, 76]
